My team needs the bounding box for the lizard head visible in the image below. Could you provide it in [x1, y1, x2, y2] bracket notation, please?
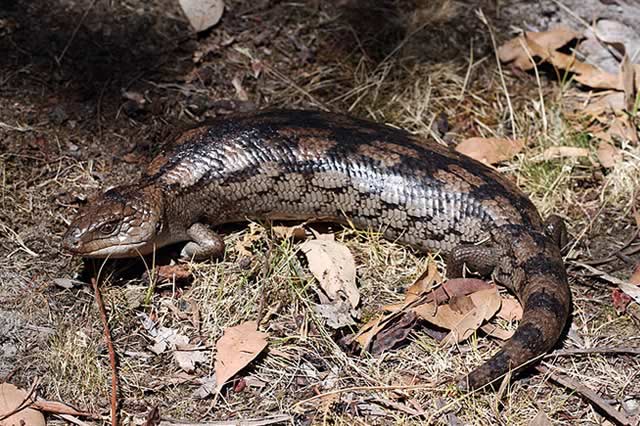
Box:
[62, 185, 164, 258]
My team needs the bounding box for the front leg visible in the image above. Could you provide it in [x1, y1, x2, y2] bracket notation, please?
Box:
[180, 223, 225, 260]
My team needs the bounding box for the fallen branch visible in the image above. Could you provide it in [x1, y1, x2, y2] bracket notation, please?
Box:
[92, 277, 119, 426]
[536, 365, 633, 426]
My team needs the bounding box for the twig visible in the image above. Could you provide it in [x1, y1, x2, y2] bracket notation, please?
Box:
[546, 347, 640, 358]
[536, 365, 633, 426]
[56, 414, 92, 426]
[55, 0, 98, 65]
[158, 414, 293, 426]
[569, 261, 628, 286]
[583, 229, 640, 266]
[91, 277, 119, 426]
[33, 397, 98, 418]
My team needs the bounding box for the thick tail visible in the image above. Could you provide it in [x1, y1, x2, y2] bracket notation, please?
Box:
[458, 230, 571, 390]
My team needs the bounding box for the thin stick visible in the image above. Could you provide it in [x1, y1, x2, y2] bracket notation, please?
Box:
[547, 347, 640, 357]
[91, 277, 118, 426]
[536, 365, 633, 426]
[55, 0, 98, 65]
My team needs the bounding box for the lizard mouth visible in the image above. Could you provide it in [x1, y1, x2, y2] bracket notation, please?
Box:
[69, 241, 152, 258]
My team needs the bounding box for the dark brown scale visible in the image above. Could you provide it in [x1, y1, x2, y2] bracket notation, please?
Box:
[144, 109, 571, 389]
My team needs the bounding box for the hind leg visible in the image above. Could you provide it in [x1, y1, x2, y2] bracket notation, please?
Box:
[446, 244, 500, 278]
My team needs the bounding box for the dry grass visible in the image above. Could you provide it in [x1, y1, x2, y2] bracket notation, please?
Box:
[1, 0, 640, 425]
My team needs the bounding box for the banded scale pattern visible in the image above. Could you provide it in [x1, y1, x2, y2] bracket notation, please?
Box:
[63, 109, 571, 390]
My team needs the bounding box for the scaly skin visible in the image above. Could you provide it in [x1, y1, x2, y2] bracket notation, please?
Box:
[62, 109, 571, 390]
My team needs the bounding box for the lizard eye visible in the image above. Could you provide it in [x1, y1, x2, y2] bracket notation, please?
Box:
[99, 221, 118, 235]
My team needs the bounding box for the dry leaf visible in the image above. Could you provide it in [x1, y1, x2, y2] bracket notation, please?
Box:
[404, 259, 442, 303]
[496, 296, 523, 321]
[272, 224, 307, 240]
[585, 92, 626, 116]
[629, 263, 640, 285]
[415, 286, 502, 345]
[529, 409, 553, 426]
[300, 239, 359, 308]
[542, 146, 589, 160]
[480, 324, 514, 340]
[369, 312, 418, 355]
[621, 54, 636, 112]
[501, 29, 622, 91]
[354, 315, 385, 350]
[179, 0, 224, 32]
[456, 137, 524, 165]
[215, 321, 268, 393]
[609, 117, 639, 144]
[156, 264, 192, 282]
[596, 140, 621, 168]
[0, 383, 45, 426]
[498, 26, 581, 69]
[619, 282, 640, 304]
[313, 299, 357, 329]
[138, 313, 207, 372]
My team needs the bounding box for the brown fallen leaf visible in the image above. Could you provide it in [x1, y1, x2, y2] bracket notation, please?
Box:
[609, 116, 639, 144]
[596, 140, 621, 168]
[300, 239, 359, 308]
[525, 37, 620, 90]
[455, 137, 524, 165]
[496, 296, 523, 321]
[498, 26, 581, 70]
[541, 146, 590, 161]
[414, 286, 502, 345]
[0, 383, 45, 426]
[369, 311, 418, 355]
[480, 324, 514, 341]
[585, 92, 626, 116]
[404, 258, 442, 303]
[272, 224, 307, 240]
[179, 0, 224, 32]
[156, 264, 192, 282]
[215, 321, 268, 393]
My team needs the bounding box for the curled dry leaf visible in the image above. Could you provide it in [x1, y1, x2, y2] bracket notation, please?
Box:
[404, 258, 442, 303]
[179, 0, 224, 32]
[272, 224, 307, 240]
[300, 239, 359, 308]
[455, 137, 524, 165]
[214, 321, 268, 393]
[0, 383, 45, 426]
[498, 26, 581, 70]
